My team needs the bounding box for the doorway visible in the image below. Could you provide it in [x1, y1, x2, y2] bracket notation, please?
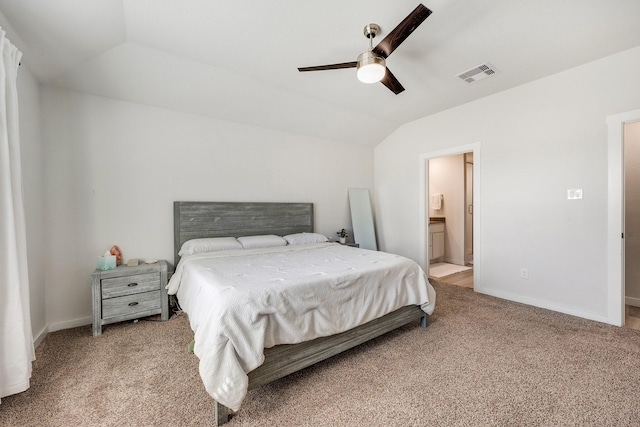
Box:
[419, 143, 481, 291]
[607, 108, 640, 327]
[623, 121, 640, 329]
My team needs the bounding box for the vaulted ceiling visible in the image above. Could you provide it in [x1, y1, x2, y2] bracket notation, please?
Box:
[1, 0, 639, 146]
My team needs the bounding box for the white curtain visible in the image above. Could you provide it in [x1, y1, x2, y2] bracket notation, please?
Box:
[0, 27, 34, 402]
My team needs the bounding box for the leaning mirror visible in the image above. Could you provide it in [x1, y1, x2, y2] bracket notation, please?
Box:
[348, 188, 378, 251]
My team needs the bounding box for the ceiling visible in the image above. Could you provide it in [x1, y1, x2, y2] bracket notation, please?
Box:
[1, 0, 639, 146]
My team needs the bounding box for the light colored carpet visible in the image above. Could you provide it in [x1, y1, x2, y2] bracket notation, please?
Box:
[429, 262, 472, 278]
[3, 282, 640, 426]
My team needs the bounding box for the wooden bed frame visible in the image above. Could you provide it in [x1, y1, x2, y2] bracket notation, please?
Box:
[173, 201, 428, 426]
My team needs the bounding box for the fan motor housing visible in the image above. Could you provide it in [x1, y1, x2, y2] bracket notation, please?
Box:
[356, 51, 386, 83]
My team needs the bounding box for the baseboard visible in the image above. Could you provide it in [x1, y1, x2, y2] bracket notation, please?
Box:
[48, 316, 92, 333]
[625, 296, 640, 307]
[476, 287, 610, 325]
[33, 325, 49, 349]
[33, 317, 92, 347]
[443, 258, 466, 266]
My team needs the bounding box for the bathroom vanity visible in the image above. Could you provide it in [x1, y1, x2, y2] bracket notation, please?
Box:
[429, 218, 445, 262]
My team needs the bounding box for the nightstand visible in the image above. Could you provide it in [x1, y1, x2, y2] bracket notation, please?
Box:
[91, 260, 170, 336]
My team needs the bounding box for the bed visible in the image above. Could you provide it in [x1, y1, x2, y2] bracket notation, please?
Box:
[169, 201, 436, 425]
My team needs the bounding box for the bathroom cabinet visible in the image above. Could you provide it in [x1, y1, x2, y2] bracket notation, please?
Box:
[429, 222, 445, 262]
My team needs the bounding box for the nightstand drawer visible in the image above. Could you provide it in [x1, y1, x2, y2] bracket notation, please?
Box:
[102, 290, 162, 320]
[101, 272, 160, 299]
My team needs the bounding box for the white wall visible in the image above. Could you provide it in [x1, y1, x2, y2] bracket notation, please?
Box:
[625, 121, 640, 303]
[374, 46, 640, 323]
[41, 88, 374, 330]
[428, 154, 465, 265]
[17, 65, 47, 345]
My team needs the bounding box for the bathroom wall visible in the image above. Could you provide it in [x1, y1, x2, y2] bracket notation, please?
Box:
[428, 154, 465, 265]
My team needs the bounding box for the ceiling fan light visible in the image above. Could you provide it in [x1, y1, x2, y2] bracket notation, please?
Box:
[357, 52, 386, 84]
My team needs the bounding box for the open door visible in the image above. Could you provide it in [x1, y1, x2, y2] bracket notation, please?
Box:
[465, 153, 474, 266]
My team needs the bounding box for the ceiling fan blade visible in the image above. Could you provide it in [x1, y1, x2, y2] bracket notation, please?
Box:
[372, 4, 432, 59]
[298, 62, 357, 72]
[380, 67, 405, 95]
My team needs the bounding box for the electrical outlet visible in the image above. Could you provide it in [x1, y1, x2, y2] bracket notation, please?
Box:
[520, 268, 529, 279]
[567, 189, 583, 200]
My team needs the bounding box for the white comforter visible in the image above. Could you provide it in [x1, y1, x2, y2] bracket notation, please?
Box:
[166, 243, 436, 411]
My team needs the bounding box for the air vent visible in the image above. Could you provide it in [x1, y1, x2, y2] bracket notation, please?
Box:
[457, 63, 499, 84]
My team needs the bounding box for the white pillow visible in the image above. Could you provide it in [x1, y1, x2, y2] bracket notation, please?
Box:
[178, 237, 242, 256]
[283, 232, 328, 245]
[237, 235, 287, 249]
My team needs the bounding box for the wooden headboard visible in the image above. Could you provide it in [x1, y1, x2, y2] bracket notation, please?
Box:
[173, 201, 314, 265]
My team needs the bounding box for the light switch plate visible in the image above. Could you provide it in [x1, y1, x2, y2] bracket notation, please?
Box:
[567, 189, 583, 200]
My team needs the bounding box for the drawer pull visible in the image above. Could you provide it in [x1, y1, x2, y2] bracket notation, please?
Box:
[128, 302, 139, 306]
[127, 282, 138, 287]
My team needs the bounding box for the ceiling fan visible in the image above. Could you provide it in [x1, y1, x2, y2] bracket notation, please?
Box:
[298, 4, 432, 95]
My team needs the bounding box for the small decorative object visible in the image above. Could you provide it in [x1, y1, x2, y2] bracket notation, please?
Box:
[110, 245, 122, 265]
[336, 228, 348, 244]
[127, 258, 139, 267]
[97, 251, 116, 270]
[145, 259, 158, 264]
